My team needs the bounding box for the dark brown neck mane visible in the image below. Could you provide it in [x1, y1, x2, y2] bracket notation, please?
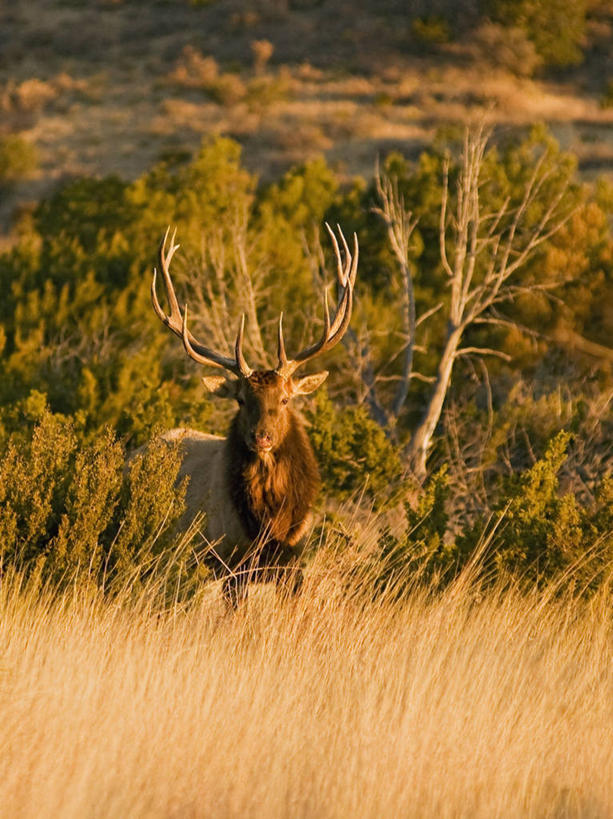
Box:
[226, 411, 320, 545]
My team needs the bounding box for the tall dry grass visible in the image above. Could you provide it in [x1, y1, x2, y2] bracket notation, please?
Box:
[1, 555, 612, 818]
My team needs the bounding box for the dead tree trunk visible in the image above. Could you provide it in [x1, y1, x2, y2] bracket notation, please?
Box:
[358, 127, 575, 480]
[406, 324, 463, 478]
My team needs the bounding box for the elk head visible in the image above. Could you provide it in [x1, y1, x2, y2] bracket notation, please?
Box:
[151, 224, 358, 456]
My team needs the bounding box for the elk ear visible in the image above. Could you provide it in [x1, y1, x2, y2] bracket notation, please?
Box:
[292, 370, 329, 396]
[202, 376, 239, 399]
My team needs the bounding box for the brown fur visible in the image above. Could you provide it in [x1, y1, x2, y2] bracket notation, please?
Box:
[161, 369, 325, 600]
[226, 407, 320, 548]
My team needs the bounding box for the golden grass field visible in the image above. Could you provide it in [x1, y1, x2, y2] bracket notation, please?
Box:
[2, 544, 612, 819]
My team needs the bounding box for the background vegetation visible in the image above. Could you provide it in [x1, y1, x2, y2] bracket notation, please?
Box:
[0, 127, 610, 592]
[0, 2, 612, 813]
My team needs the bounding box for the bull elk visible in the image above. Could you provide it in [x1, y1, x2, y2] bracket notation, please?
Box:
[151, 224, 358, 600]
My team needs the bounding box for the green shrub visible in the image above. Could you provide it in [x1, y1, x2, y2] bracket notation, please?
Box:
[110, 434, 188, 581]
[0, 135, 38, 185]
[307, 389, 407, 509]
[34, 175, 137, 281]
[0, 407, 186, 588]
[484, 0, 587, 67]
[480, 431, 612, 587]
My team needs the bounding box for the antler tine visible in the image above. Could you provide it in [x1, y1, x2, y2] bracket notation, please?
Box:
[350, 231, 359, 287]
[235, 314, 253, 378]
[181, 303, 252, 375]
[324, 224, 358, 289]
[275, 224, 358, 378]
[319, 224, 353, 342]
[151, 268, 165, 322]
[337, 224, 352, 285]
[325, 222, 347, 287]
[152, 227, 182, 325]
[181, 302, 210, 365]
[322, 288, 331, 338]
[277, 312, 288, 371]
[276, 290, 331, 374]
[153, 227, 251, 376]
[164, 227, 180, 270]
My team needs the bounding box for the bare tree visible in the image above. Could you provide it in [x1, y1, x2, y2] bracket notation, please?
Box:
[369, 126, 576, 479]
[327, 166, 439, 437]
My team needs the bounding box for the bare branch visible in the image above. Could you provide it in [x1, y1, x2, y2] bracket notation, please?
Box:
[439, 154, 455, 280]
[454, 347, 512, 361]
[409, 371, 437, 384]
[343, 325, 392, 429]
[416, 302, 444, 327]
[232, 211, 268, 365]
[373, 163, 420, 418]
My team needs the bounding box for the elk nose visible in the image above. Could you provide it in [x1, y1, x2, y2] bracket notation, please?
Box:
[254, 435, 274, 453]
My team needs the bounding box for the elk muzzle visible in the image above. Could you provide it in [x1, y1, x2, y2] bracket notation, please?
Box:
[253, 429, 273, 453]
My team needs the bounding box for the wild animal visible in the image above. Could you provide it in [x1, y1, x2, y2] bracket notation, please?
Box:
[151, 224, 358, 600]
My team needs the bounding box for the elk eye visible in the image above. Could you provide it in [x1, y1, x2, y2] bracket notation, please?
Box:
[237, 397, 244, 406]
[281, 397, 289, 405]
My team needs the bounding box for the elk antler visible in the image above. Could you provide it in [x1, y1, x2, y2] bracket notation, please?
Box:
[275, 223, 358, 378]
[151, 227, 253, 377]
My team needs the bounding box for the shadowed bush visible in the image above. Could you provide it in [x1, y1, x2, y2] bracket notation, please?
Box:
[373, 433, 613, 596]
[307, 388, 408, 509]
